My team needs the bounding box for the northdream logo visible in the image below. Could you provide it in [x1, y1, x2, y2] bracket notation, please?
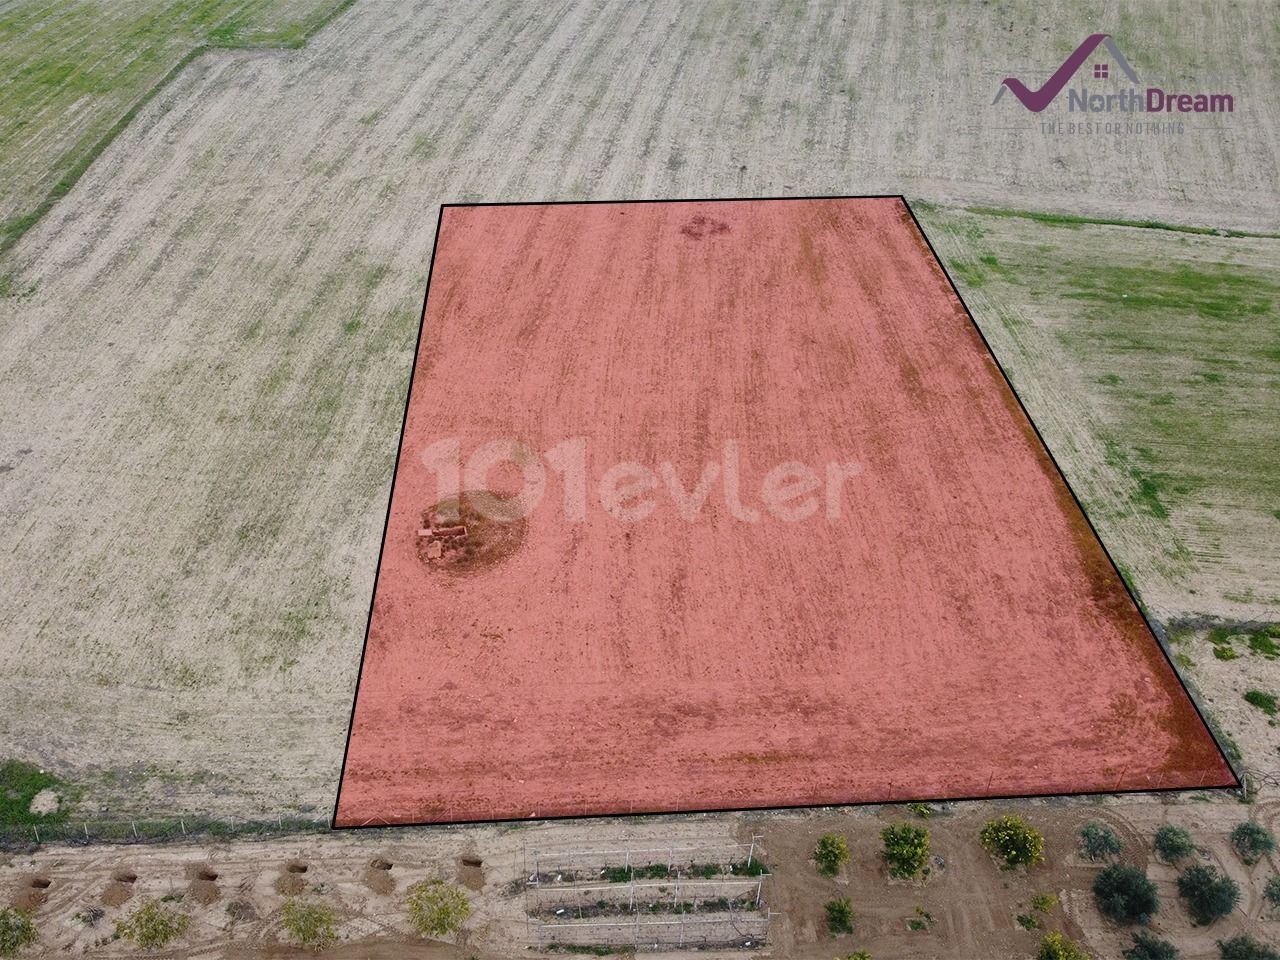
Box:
[993, 33, 1234, 126]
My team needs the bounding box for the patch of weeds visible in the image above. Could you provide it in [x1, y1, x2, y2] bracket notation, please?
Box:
[1017, 912, 1041, 930]
[0, 909, 37, 957]
[906, 906, 935, 931]
[1248, 630, 1279, 659]
[0, 760, 71, 827]
[907, 802, 933, 818]
[1102, 438, 1171, 520]
[409, 132, 437, 160]
[114, 900, 190, 949]
[1063, 262, 1278, 324]
[964, 204, 1280, 240]
[1243, 690, 1278, 716]
[1214, 645, 1240, 661]
[0, 274, 37, 299]
[1174, 653, 1194, 669]
[406, 880, 470, 937]
[280, 898, 336, 951]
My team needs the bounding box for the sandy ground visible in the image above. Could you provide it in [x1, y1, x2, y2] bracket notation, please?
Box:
[4, 799, 1279, 958]
[0, 0, 1276, 827]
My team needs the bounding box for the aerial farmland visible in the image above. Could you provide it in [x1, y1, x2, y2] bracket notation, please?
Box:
[0, 2, 1277, 958]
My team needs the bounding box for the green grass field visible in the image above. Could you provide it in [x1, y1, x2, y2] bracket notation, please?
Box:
[917, 204, 1280, 619]
[0, 0, 351, 254]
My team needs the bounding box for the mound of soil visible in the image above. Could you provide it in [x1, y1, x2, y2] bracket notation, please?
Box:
[188, 878, 220, 905]
[362, 866, 395, 896]
[101, 881, 134, 907]
[274, 866, 307, 896]
[417, 491, 526, 574]
[458, 855, 484, 891]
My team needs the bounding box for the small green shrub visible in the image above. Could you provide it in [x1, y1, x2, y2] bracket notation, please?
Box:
[1218, 935, 1280, 960]
[1031, 893, 1059, 914]
[814, 834, 851, 876]
[881, 823, 930, 879]
[0, 909, 37, 958]
[1124, 929, 1178, 959]
[1093, 864, 1159, 925]
[114, 900, 190, 949]
[907, 802, 932, 818]
[1230, 822, 1276, 864]
[981, 815, 1045, 869]
[1248, 631, 1279, 659]
[280, 898, 337, 951]
[1213, 645, 1239, 661]
[838, 953, 871, 960]
[1017, 912, 1041, 930]
[1038, 930, 1089, 960]
[1153, 825, 1196, 862]
[906, 906, 934, 931]
[1177, 864, 1240, 925]
[405, 880, 470, 937]
[825, 897, 854, 935]
[1080, 822, 1123, 861]
[1243, 690, 1278, 716]
[1264, 874, 1280, 907]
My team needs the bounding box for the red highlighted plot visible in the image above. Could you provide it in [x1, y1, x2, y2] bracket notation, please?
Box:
[335, 197, 1235, 827]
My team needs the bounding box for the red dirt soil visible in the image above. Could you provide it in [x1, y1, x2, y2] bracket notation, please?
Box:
[335, 197, 1234, 827]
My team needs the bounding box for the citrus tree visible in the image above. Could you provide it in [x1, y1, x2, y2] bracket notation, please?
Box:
[814, 834, 851, 876]
[824, 897, 854, 935]
[881, 822, 930, 880]
[1039, 930, 1089, 960]
[981, 815, 1045, 869]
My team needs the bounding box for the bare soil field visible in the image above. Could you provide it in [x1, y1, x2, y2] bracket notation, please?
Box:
[0, 0, 1276, 828]
[4, 799, 1279, 958]
[336, 197, 1230, 827]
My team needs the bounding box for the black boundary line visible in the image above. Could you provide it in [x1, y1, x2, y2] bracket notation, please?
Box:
[331, 193, 1239, 833]
[330, 206, 445, 829]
